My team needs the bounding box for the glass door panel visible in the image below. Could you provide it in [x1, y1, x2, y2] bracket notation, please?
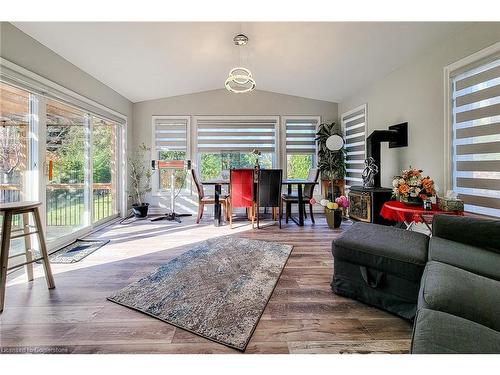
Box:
[92, 116, 118, 222]
[45, 100, 88, 241]
[0, 83, 29, 205]
[0, 83, 31, 259]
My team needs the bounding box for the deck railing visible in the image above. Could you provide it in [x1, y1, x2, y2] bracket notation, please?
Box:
[1, 183, 114, 226]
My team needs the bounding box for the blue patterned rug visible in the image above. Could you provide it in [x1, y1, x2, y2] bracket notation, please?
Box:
[108, 236, 292, 351]
[36, 239, 110, 264]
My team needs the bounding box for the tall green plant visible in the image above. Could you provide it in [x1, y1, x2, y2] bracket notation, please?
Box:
[315, 122, 346, 197]
[128, 143, 152, 205]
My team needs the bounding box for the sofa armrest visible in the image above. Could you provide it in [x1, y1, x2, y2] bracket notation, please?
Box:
[432, 215, 500, 253]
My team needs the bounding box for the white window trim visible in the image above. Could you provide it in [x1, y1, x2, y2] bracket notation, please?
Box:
[151, 115, 191, 197]
[280, 115, 321, 179]
[192, 115, 281, 171]
[341, 103, 368, 189]
[443, 41, 500, 192]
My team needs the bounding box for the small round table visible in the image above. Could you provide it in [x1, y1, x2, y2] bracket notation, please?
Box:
[380, 200, 464, 233]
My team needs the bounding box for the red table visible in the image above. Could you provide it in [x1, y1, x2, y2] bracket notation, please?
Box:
[380, 200, 464, 232]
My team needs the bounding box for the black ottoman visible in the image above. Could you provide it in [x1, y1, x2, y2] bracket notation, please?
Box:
[332, 222, 429, 320]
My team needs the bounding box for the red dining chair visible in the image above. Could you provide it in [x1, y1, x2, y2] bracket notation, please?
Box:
[228, 169, 255, 229]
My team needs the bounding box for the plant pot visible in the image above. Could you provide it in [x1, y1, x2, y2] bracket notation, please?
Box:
[325, 208, 342, 229]
[400, 196, 423, 206]
[132, 203, 149, 218]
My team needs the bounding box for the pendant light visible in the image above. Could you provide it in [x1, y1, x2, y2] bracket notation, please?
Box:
[225, 34, 256, 93]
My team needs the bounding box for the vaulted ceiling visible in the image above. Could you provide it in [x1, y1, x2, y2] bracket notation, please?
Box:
[13, 22, 471, 103]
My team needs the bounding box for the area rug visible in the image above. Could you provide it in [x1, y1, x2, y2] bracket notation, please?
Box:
[107, 236, 293, 351]
[35, 239, 110, 264]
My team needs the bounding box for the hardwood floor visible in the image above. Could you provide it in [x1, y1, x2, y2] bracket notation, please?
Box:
[0, 214, 412, 354]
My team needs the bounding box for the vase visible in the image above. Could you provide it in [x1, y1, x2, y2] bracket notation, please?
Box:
[400, 196, 422, 206]
[325, 208, 342, 229]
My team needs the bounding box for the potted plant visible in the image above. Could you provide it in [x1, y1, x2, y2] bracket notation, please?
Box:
[315, 122, 346, 201]
[129, 143, 152, 218]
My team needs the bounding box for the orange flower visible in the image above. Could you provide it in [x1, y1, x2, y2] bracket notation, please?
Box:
[399, 184, 409, 195]
[422, 178, 434, 192]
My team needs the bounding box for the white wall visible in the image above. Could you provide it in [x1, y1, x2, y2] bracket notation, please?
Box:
[339, 22, 500, 189]
[133, 89, 338, 209]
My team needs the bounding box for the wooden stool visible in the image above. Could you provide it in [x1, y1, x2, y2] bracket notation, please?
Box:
[0, 201, 55, 312]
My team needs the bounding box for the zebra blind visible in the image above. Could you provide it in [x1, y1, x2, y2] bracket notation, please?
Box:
[285, 118, 318, 154]
[342, 105, 367, 188]
[452, 56, 500, 217]
[154, 117, 188, 152]
[196, 117, 277, 153]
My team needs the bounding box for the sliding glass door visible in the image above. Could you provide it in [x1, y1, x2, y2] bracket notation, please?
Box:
[45, 100, 88, 241]
[92, 116, 118, 223]
[1, 79, 123, 249]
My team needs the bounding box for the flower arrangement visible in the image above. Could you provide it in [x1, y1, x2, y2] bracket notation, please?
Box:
[392, 167, 436, 204]
[310, 195, 349, 229]
[309, 195, 349, 210]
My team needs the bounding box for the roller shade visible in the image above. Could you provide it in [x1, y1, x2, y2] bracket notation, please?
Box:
[154, 118, 188, 151]
[196, 118, 277, 152]
[285, 119, 318, 153]
[342, 105, 367, 188]
[452, 56, 500, 217]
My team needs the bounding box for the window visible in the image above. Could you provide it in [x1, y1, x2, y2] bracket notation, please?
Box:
[341, 104, 367, 189]
[152, 116, 189, 192]
[284, 117, 319, 179]
[450, 56, 500, 217]
[196, 117, 277, 180]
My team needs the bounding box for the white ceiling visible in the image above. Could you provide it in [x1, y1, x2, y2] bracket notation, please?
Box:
[13, 22, 471, 103]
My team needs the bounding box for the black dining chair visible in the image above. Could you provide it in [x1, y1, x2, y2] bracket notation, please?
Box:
[256, 169, 283, 229]
[281, 168, 319, 224]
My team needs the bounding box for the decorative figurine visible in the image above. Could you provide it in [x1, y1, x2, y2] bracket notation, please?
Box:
[362, 157, 379, 188]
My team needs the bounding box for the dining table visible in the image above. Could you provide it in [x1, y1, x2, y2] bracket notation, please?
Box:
[201, 177, 318, 227]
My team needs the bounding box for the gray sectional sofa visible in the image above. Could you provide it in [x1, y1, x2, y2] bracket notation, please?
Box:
[411, 215, 500, 353]
[332, 214, 500, 354]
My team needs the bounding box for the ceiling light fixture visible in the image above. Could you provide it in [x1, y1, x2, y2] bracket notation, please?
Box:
[225, 34, 256, 93]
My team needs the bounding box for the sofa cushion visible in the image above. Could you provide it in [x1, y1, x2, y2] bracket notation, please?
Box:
[411, 308, 500, 354]
[333, 222, 429, 281]
[419, 261, 500, 332]
[429, 237, 500, 281]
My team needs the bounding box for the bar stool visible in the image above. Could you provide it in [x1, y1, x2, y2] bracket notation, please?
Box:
[0, 201, 55, 312]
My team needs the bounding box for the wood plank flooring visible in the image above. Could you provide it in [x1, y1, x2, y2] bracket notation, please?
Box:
[0, 215, 412, 354]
